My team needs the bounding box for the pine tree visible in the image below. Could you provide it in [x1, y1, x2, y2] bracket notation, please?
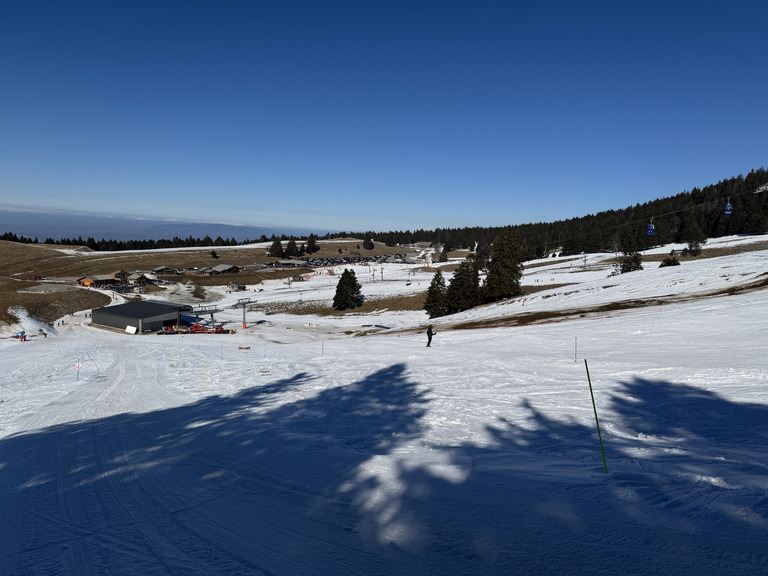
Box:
[444, 260, 479, 314]
[483, 230, 523, 303]
[363, 237, 374, 250]
[306, 234, 319, 254]
[424, 270, 448, 318]
[332, 269, 363, 310]
[285, 238, 299, 258]
[473, 242, 491, 270]
[268, 238, 284, 258]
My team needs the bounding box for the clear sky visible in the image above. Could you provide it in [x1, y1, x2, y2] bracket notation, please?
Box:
[1, 1, 766, 233]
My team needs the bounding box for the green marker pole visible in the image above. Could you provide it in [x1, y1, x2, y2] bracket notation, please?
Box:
[584, 359, 608, 474]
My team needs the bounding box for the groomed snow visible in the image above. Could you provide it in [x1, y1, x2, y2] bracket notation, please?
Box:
[1, 236, 767, 575]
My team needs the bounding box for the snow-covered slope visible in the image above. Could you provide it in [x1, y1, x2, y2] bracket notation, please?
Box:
[1, 237, 767, 575]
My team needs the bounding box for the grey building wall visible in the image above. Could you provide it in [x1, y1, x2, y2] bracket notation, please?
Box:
[91, 301, 187, 332]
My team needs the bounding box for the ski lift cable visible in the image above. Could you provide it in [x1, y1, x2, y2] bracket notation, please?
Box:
[613, 180, 768, 236]
[524, 180, 768, 254]
[545, 179, 768, 252]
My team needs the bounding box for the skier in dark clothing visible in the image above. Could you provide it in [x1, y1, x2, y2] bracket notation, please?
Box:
[426, 325, 434, 347]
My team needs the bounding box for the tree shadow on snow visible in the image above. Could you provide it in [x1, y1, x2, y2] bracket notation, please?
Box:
[382, 376, 768, 575]
[0, 364, 430, 575]
[2, 371, 768, 575]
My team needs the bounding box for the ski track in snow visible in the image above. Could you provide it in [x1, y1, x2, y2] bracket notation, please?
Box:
[1, 236, 768, 575]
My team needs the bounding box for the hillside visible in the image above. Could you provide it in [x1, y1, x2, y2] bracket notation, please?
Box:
[1, 235, 767, 574]
[0, 238, 404, 327]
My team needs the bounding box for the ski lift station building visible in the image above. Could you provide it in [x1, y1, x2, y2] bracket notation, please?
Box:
[91, 301, 192, 333]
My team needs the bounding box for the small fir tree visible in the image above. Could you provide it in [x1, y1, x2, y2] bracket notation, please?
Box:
[268, 238, 284, 258]
[424, 270, 448, 318]
[285, 238, 299, 258]
[363, 237, 375, 250]
[306, 234, 319, 254]
[333, 269, 363, 310]
[483, 230, 523, 303]
[444, 260, 479, 314]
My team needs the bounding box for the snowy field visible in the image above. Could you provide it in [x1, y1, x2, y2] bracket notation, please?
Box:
[1, 236, 767, 575]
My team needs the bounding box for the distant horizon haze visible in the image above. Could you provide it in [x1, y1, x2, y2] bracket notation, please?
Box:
[0, 205, 322, 243]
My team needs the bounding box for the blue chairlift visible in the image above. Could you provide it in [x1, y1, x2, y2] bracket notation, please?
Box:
[647, 218, 655, 235]
[724, 198, 733, 215]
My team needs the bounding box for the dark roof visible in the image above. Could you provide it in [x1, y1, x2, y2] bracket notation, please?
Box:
[95, 300, 191, 318]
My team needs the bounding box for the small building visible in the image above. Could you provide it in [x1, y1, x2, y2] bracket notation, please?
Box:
[206, 264, 240, 275]
[91, 301, 192, 333]
[274, 259, 306, 268]
[126, 273, 149, 285]
[152, 266, 176, 275]
[78, 274, 119, 288]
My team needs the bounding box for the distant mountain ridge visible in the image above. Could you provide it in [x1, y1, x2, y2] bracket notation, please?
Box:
[0, 206, 318, 242]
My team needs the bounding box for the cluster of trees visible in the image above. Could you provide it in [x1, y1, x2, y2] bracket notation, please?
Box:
[267, 234, 320, 258]
[424, 229, 524, 318]
[0, 232, 38, 244]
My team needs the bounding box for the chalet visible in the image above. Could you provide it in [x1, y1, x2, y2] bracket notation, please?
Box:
[78, 275, 119, 288]
[203, 264, 240, 275]
[274, 259, 306, 268]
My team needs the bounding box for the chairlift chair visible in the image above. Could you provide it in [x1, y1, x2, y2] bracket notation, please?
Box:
[724, 198, 733, 216]
[647, 219, 655, 235]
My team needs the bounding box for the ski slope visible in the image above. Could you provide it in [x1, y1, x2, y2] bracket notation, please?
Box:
[1, 237, 767, 575]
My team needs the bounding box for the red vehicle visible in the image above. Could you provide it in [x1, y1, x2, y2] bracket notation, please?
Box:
[190, 323, 225, 334]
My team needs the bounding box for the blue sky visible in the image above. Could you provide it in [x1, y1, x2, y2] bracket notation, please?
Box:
[1, 1, 766, 233]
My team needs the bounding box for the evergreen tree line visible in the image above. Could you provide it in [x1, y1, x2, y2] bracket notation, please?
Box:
[1, 232, 39, 244]
[266, 234, 320, 258]
[354, 167, 768, 259]
[0, 232, 319, 252]
[4, 168, 766, 256]
[424, 229, 524, 318]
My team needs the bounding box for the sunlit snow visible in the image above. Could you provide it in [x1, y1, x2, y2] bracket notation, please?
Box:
[1, 236, 767, 575]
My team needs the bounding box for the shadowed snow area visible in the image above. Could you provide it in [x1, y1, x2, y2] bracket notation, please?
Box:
[1, 236, 767, 574]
